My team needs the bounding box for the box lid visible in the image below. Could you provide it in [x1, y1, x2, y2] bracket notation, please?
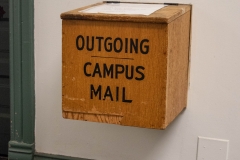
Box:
[61, 2, 191, 23]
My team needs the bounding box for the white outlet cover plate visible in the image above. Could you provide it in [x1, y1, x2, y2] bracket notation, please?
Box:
[197, 136, 229, 160]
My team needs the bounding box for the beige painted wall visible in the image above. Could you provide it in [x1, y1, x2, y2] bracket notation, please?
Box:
[35, 0, 240, 159]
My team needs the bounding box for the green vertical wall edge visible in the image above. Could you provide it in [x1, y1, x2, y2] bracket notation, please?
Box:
[8, 0, 35, 159]
[7, 1, 92, 159]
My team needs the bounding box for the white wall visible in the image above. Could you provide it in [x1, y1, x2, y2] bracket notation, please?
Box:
[35, 0, 240, 159]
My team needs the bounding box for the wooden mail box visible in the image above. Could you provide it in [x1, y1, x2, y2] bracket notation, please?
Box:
[61, 3, 191, 129]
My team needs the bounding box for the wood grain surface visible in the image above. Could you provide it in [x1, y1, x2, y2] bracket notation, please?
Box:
[62, 4, 191, 129]
[61, 3, 191, 24]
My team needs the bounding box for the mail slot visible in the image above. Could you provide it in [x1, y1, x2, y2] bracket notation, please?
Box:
[61, 2, 191, 129]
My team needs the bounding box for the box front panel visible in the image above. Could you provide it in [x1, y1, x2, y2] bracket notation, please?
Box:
[62, 20, 167, 129]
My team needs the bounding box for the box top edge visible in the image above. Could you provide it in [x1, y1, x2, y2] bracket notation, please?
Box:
[61, 2, 191, 23]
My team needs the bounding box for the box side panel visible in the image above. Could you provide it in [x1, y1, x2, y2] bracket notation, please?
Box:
[165, 11, 191, 127]
[62, 20, 168, 129]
